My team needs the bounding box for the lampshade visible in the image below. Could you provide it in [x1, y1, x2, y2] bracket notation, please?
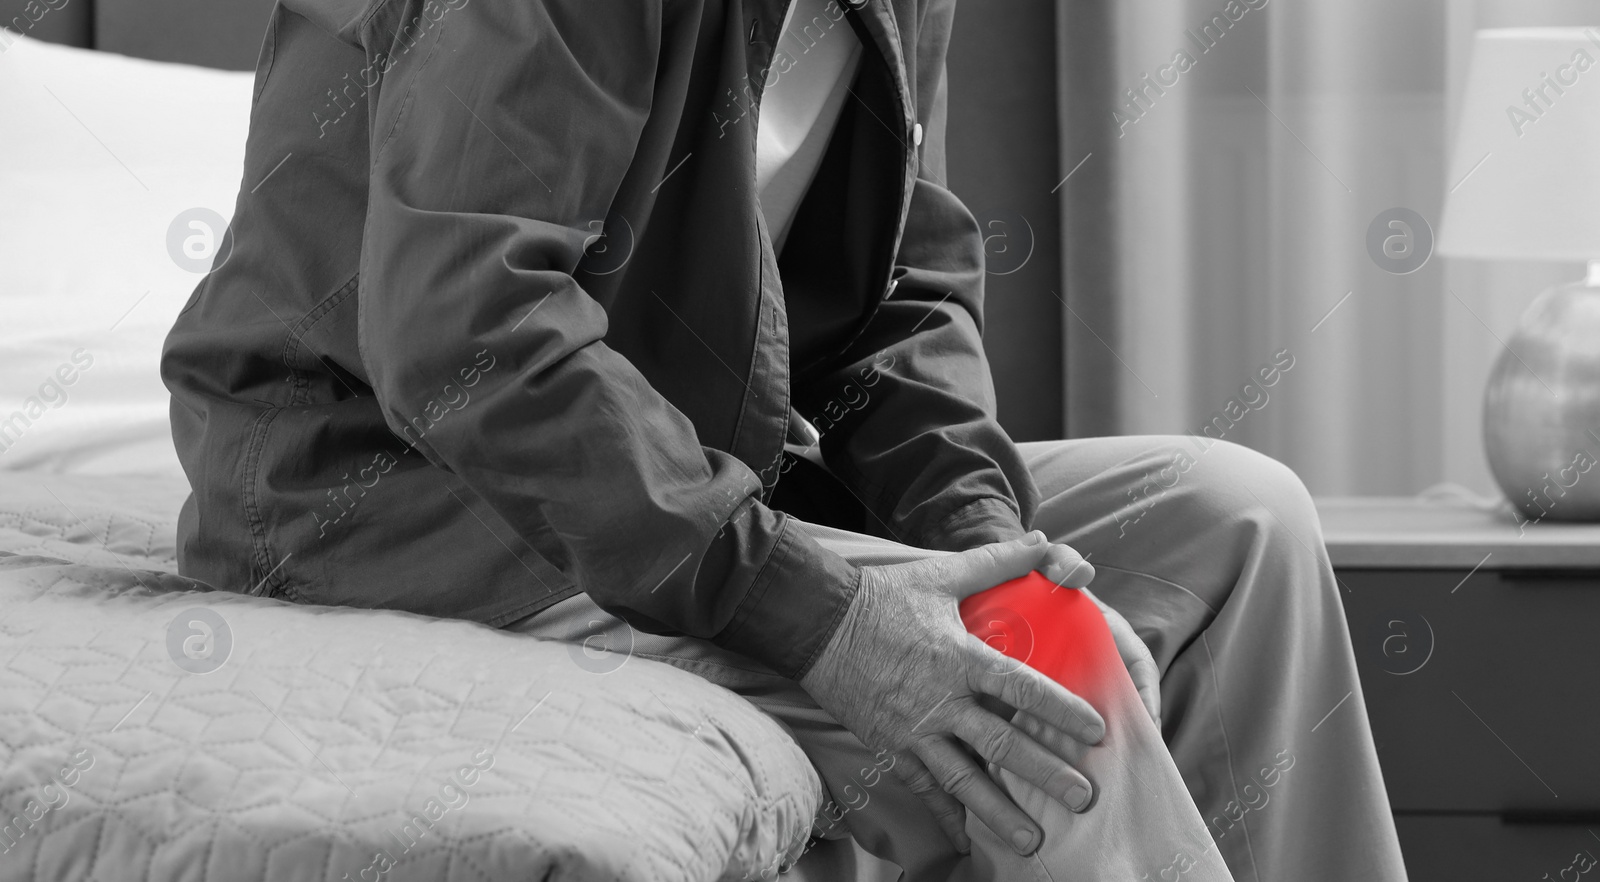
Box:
[1438, 28, 1600, 261]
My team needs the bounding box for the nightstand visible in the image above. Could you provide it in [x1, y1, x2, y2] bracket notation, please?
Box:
[1317, 497, 1600, 881]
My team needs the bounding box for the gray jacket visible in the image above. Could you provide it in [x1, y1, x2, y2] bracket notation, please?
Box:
[161, 0, 1037, 679]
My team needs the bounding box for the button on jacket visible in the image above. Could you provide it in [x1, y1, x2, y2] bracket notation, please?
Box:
[161, 0, 1039, 679]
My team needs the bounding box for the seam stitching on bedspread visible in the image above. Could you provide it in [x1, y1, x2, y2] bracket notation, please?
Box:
[0, 509, 170, 562]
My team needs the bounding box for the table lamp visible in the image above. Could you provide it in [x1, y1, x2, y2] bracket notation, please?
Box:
[1438, 27, 1600, 521]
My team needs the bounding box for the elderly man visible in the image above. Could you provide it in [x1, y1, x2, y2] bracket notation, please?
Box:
[161, 0, 1408, 878]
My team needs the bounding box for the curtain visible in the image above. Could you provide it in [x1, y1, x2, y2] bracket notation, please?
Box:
[1058, 0, 1597, 496]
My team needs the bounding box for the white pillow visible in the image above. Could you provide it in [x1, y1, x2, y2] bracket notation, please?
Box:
[0, 34, 253, 477]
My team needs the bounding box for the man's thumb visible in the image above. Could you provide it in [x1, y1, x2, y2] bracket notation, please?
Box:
[940, 531, 1049, 600]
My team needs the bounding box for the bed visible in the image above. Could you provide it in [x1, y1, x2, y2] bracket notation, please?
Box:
[0, 7, 886, 880]
[0, 470, 819, 880]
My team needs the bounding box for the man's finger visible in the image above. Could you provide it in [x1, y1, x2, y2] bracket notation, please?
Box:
[1120, 637, 1162, 727]
[969, 639, 1106, 745]
[890, 749, 971, 854]
[1130, 657, 1162, 728]
[915, 735, 1043, 856]
[1084, 589, 1161, 726]
[950, 704, 1095, 813]
[1014, 711, 1092, 774]
[930, 532, 1051, 600]
[1039, 542, 1096, 588]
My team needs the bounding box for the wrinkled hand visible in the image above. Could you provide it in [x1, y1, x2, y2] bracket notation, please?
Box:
[798, 531, 1106, 856]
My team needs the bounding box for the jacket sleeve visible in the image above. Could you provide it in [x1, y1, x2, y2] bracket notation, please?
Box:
[797, 0, 1039, 553]
[351, 0, 858, 679]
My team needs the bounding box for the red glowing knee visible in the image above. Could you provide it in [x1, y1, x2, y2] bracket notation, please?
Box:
[959, 570, 1121, 700]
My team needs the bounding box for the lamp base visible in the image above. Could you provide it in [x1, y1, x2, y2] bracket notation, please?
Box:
[1484, 264, 1600, 521]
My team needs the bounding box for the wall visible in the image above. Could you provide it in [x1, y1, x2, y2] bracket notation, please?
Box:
[946, 0, 1066, 442]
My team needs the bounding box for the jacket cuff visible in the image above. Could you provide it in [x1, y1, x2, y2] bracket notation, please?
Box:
[714, 515, 863, 680]
[918, 496, 1027, 552]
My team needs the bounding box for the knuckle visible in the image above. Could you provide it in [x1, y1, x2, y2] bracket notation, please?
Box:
[1008, 669, 1046, 708]
[964, 645, 1000, 685]
[904, 771, 943, 798]
[937, 761, 980, 797]
[976, 723, 1016, 764]
[892, 753, 932, 784]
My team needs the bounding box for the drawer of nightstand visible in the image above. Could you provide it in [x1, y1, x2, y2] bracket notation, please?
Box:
[1395, 814, 1600, 881]
[1339, 569, 1600, 812]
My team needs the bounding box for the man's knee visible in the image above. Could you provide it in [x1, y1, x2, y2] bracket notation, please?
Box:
[1185, 438, 1321, 549]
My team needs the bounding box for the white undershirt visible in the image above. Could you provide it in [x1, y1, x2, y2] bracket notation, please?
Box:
[755, 0, 863, 257]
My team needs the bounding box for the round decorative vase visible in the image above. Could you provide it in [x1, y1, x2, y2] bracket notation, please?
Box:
[1483, 277, 1600, 521]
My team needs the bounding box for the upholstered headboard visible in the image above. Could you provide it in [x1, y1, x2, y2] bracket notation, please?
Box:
[1, 0, 275, 69]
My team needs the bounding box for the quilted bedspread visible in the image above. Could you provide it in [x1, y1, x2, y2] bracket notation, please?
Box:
[0, 473, 823, 882]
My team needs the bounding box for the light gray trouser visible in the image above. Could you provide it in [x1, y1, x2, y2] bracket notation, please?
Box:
[507, 436, 1409, 882]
